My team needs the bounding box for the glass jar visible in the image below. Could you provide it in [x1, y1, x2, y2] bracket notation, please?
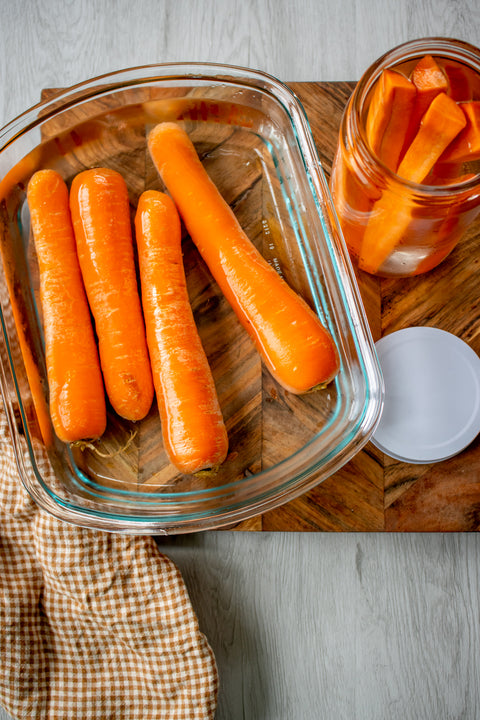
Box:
[330, 37, 480, 277]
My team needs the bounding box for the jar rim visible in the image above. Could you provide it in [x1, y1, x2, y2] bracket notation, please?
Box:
[345, 36, 480, 196]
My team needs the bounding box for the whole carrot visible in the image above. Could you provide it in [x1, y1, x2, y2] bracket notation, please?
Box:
[69, 167, 154, 422]
[27, 169, 106, 443]
[147, 123, 340, 395]
[135, 190, 228, 473]
[0, 235, 53, 447]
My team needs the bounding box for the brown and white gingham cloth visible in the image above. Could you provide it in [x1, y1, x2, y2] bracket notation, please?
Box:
[0, 407, 218, 720]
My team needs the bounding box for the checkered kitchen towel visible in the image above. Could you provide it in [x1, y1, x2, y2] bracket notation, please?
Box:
[0, 407, 218, 720]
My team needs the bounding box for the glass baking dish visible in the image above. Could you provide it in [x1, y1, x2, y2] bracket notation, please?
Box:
[0, 62, 383, 533]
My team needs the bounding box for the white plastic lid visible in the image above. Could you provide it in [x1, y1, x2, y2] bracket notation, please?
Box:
[371, 327, 480, 464]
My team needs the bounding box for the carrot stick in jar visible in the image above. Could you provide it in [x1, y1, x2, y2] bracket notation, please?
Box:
[359, 92, 468, 274]
[438, 101, 480, 164]
[330, 143, 380, 259]
[399, 54, 449, 162]
[396, 93, 467, 183]
[365, 68, 417, 172]
[413, 173, 480, 275]
[147, 122, 340, 395]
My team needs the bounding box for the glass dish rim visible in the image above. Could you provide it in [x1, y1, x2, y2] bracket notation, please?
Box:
[0, 60, 384, 533]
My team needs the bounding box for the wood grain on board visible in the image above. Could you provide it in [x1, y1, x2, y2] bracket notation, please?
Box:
[261, 81, 480, 533]
[37, 83, 480, 532]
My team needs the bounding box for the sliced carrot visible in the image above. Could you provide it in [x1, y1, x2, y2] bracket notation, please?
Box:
[413, 174, 479, 274]
[427, 172, 477, 186]
[358, 193, 416, 275]
[147, 122, 340, 395]
[411, 55, 448, 102]
[396, 92, 467, 183]
[437, 101, 480, 164]
[330, 145, 378, 258]
[443, 62, 474, 102]
[135, 190, 228, 474]
[69, 168, 154, 422]
[423, 161, 463, 185]
[359, 93, 467, 274]
[365, 68, 417, 171]
[400, 55, 449, 162]
[27, 170, 106, 443]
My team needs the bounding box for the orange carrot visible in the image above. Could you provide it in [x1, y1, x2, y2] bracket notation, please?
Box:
[413, 173, 479, 274]
[437, 101, 480, 164]
[443, 62, 474, 102]
[147, 122, 340, 395]
[135, 190, 228, 474]
[423, 161, 463, 185]
[69, 168, 154, 422]
[359, 93, 467, 274]
[330, 144, 379, 259]
[0, 253, 53, 447]
[365, 68, 417, 171]
[27, 170, 106, 443]
[0, 154, 54, 445]
[400, 55, 449, 162]
[397, 92, 467, 183]
[411, 55, 448, 108]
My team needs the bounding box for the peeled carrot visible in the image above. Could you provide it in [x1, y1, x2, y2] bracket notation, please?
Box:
[359, 92, 467, 274]
[396, 92, 467, 183]
[443, 62, 474, 102]
[69, 168, 154, 422]
[414, 172, 479, 274]
[423, 161, 463, 185]
[135, 190, 228, 474]
[27, 169, 106, 443]
[0, 153, 54, 445]
[411, 55, 448, 109]
[330, 144, 379, 259]
[147, 122, 340, 395]
[420, 101, 480, 183]
[365, 68, 417, 171]
[0, 249, 53, 447]
[400, 55, 449, 162]
[437, 101, 480, 164]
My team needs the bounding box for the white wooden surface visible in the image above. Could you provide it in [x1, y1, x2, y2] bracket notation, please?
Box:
[1, 1, 480, 718]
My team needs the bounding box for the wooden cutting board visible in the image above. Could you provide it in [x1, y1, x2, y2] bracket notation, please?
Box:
[251, 81, 480, 533]
[40, 83, 480, 532]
